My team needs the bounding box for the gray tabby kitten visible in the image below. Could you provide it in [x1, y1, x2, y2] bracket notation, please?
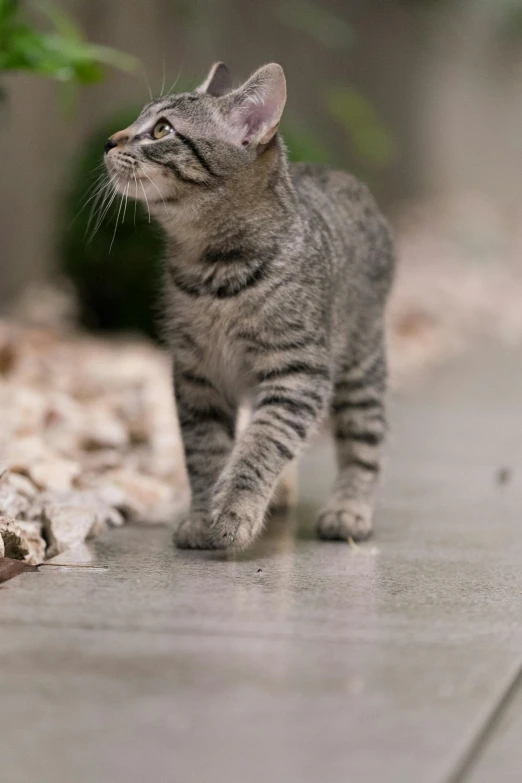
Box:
[104, 62, 395, 549]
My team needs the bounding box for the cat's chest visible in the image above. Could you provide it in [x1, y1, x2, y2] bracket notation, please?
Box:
[172, 295, 254, 392]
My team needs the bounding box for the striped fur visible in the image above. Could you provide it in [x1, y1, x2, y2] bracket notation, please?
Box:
[104, 63, 395, 549]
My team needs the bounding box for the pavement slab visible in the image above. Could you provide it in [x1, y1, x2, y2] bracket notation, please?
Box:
[462, 666, 522, 783]
[1, 346, 522, 783]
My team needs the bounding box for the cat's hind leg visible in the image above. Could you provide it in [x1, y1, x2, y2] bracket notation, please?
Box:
[316, 343, 386, 542]
[268, 459, 299, 513]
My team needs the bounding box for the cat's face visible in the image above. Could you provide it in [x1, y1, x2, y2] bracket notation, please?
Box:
[104, 63, 286, 210]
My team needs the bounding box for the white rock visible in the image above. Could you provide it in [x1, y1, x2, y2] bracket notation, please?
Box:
[81, 449, 123, 473]
[101, 506, 125, 529]
[28, 458, 81, 492]
[100, 469, 179, 523]
[0, 318, 188, 558]
[0, 484, 30, 518]
[0, 516, 46, 564]
[81, 407, 129, 451]
[43, 503, 97, 557]
[4, 385, 47, 435]
[6, 472, 38, 498]
[16, 521, 46, 564]
[5, 435, 53, 472]
[75, 480, 127, 510]
[37, 487, 125, 555]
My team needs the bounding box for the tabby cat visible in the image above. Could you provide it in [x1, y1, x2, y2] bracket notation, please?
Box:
[104, 62, 395, 549]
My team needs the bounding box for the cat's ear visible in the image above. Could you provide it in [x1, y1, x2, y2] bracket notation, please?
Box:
[225, 63, 287, 146]
[196, 62, 232, 97]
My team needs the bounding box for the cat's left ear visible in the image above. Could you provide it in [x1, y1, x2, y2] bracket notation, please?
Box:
[224, 63, 287, 146]
[196, 62, 232, 97]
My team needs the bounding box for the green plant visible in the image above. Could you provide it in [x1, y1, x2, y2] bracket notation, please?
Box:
[0, 0, 135, 88]
[325, 85, 395, 169]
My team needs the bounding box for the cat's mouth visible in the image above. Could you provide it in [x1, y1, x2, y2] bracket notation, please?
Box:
[105, 152, 170, 203]
[105, 152, 141, 190]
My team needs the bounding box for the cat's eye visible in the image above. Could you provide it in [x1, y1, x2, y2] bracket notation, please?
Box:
[152, 120, 174, 139]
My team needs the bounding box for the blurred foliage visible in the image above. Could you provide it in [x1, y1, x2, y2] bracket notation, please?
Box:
[325, 85, 396, 168]
[282, 113, 333, 164]
[276, 0, 355, 50]
[0, 0, 135, 88]
[410, 0, 522, 36]
[274, 0, 394, 171]
[478, 0, 522, 36]
[60, 108, 163, 338]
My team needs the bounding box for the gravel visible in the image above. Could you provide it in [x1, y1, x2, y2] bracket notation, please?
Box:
[0, 323, 188, 562]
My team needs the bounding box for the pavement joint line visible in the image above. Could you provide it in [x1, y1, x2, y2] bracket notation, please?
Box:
[439, 657, 522, 783]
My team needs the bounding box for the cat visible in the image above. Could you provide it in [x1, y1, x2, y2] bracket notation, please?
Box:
[104, 62, 395, 550]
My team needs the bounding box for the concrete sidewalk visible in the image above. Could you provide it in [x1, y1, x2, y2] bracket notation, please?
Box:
[1, 346, 522, 783]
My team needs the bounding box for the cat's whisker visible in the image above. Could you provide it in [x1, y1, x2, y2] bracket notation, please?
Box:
[139, 179, 151, 223]
[83, 174, 110, 208]
[90, 186, 115, 237]
[121, 181, 130, 224]
[109, 188, 125, 253]
[85, 174, 109, 205]
[85, 179, 111, 239]
[133, 174, 138, 229]
[86, 179, 112, 239]
[71, 172, 108, 230]
[160, 56, 166, 98]
[89, 177, 120, 240]
[142, 66, 153, 102]
[98, 182, 120, 227]
[141, 170, 172, 221]
[166, 64, 183, 97]
[82, 170, 107, 198]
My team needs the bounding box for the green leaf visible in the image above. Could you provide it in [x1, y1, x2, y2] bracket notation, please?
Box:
[325, 84, 396, 168]
[37, 1, 82, 42]
[78, 42, 137, 73]
[0, 0, 137, 84]
[0, 0, 19, 26]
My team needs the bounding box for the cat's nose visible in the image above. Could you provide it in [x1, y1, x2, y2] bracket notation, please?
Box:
[104, 137, 118, 154]
[104, 131, 129, 154]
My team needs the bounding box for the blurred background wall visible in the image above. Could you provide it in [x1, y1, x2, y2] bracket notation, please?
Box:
[2, 0, 522, 309]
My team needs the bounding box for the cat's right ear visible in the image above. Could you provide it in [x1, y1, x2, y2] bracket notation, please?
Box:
[222, 63, 287, 147]
[196, 62, 232, 97]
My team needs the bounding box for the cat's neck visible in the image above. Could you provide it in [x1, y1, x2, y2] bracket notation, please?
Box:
[156, 136, 297, 259]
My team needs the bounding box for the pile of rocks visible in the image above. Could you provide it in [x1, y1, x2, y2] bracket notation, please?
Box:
[0, 322, 187, 563]
[388, 194, 522, 384]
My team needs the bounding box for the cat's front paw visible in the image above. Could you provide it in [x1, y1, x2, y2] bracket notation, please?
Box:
[316, 499, 373, 542]
[207, 496, 264, 550]
[174, 512, 215, 549]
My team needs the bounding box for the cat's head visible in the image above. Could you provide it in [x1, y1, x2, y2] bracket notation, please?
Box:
[104, 62, 287, 211]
